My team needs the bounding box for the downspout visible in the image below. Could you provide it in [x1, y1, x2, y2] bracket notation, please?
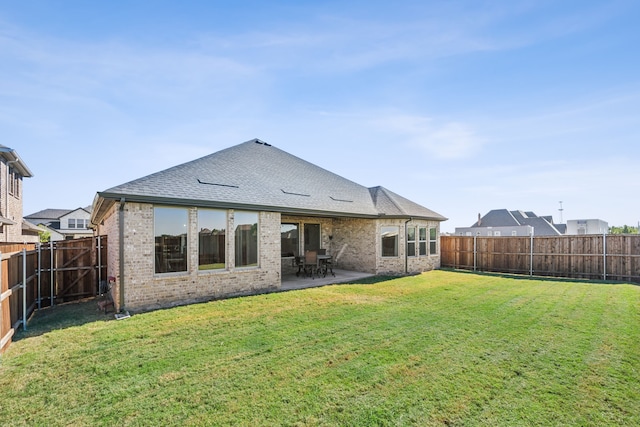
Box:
[118, 198, 125, 312]
[404, 217, 413, 274]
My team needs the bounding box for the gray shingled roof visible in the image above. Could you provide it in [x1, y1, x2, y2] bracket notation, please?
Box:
[93, 139, 446, 222]
[475, 209, 562, 236]
[25, 209, 74, 220]
[474, 209, 520, 227]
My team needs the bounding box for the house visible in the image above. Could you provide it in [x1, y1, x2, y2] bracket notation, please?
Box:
[90, 139, 447, 312]
[566, 219, 608, 235]
[0, 145, 38, 243]
[455, 209, 565, 237]
[25, 207, 93, 240]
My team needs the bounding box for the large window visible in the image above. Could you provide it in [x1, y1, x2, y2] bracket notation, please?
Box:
[281, 223, 299, 257]
[198, 209, 226, 270]
[235, 211, 258, 267]
[419, 227, 427, 256]
[429, 227, 438, 255]
[407, 226, 416, 257]
[155, 207, 188, 274]
[68, 219, 87, 229]
[381, 226, 398, 257]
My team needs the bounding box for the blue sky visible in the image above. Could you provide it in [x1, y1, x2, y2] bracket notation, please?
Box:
[2, 0, 639, 232]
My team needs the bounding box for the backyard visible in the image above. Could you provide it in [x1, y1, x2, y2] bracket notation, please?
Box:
[1, 270, 638, 426]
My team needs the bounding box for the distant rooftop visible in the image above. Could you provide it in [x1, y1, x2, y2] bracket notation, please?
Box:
[472, 209, 563, 236]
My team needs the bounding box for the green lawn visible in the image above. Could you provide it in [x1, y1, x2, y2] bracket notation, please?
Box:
[1, 270, 639, 426]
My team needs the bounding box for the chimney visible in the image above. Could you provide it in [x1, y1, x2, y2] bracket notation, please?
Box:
[477, 213, 482, 226]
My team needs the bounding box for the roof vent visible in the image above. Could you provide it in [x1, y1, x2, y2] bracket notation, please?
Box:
[254, 139, 271, 146]
[330, 196, 353, 203]
[197, 179, 239, 188]
[281, 189, 310, 197]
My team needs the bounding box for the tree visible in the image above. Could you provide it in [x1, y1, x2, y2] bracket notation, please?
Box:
[39, 229, 51, 243]
[609, 225, 639, 235]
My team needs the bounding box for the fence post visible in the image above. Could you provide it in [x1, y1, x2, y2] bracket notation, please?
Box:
[50, 242, 54, 307]
[37, 242, 41, 310]
[0, 250, 2, 334]
[473, 234, 477, 272]
[22, 248, 27, 331]
[603, 232, 607, 281]
[530, 228, 534, 276]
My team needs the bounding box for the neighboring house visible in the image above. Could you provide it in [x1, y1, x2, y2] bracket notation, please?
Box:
[25, 207, 93, 241]
[90, 139, 447, 312]
[566, 219, 608, 235]
[455, 209, 565, 237]
[0, 145, 38, 243]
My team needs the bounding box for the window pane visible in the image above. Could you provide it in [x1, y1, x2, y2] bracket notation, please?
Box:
[281, 223, 299, 257]
[419, 227, 427, 256]
[419, 242, 427, 256]
[408, 242, 416, 256]
[429, 227, 437, 255]
[430, 241, 437, 254]
[381, 226, 398, 257]
[155, 207, 188, 274]
[198, 209, 226, 270]
[407, 226, 416, 257]
[235, 211, 258, 267]
[68, 219, 76, 229]
[419, 227, 427, 241]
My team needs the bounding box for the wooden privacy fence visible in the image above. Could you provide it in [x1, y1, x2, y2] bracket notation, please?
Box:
[1, 236, 107, 354]
[441, 234, 640, 284]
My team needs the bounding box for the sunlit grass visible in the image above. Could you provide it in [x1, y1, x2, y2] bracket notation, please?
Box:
[1, 270, 638, 426]
[198, 263, 225, 270]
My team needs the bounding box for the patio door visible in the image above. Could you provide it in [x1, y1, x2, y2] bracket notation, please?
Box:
[304, 223, 321, 253]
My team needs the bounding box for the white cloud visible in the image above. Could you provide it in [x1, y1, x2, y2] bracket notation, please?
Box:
[375, 115, 484, 159]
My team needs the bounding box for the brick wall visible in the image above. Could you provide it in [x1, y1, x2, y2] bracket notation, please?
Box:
[332, 217, 377, 273]
[97, 203, 121, 310]
[281, 215, 442, 275]
[100, 202, 281, 312]
[98, 202, 443, 312]
[0, 159, 36, 243]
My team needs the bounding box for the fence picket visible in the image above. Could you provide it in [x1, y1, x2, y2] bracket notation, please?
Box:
[441, 235, 640, 283]
[0, 236, 107, 354]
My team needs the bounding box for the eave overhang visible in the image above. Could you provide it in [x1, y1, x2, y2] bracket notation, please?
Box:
[91, 191, 447, 225]
[0, 146, 34, 178]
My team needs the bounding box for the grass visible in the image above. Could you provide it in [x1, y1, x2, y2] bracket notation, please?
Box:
[1, 270, 639, 426]
[199, 263, 226, 270]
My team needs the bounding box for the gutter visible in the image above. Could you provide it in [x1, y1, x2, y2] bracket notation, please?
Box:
[96, 192, 446, 221]
[118, 198, 125, 312]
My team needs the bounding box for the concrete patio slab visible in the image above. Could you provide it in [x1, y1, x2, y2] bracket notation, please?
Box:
[280, 269, 375, 291]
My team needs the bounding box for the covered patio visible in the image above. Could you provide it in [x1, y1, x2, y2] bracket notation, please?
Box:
[280, 268, 374, 291]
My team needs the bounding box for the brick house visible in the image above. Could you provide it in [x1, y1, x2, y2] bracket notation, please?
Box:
[25, 207, 93, 241]
[90, 139, 446, 312]
[0, 145, 38, 243]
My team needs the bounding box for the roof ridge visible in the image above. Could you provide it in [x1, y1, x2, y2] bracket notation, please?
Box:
[376, 186, 407, 216]
[507, 210, 521, 225]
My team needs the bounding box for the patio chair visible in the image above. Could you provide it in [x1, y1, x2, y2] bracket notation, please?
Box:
[302, 250, 318, 279]
[316, 248, 335, 277]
